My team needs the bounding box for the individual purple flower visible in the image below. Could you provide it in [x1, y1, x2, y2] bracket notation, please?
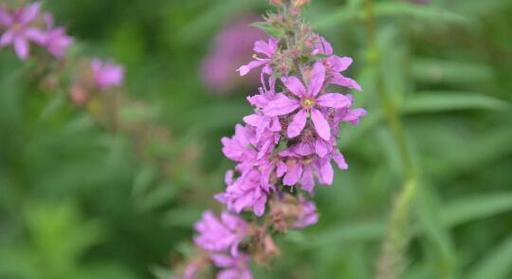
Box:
[215, 169, 270, 216]
[237, 37, 279, 76]
[0, 2, 46, 60]
[279, 146, 348, 192]
[210, 254, 252, 279]
[314, 36, 361, 91]
[43, 14, 73, 58]
[194, 211, 248, 256]
[90, 59, 124, 90]
[263, 62, 352, 141]
[201, 15, 267, 93]
[293, 197, 318, 229]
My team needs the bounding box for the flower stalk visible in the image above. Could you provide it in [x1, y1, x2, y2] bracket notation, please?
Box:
[362, 0, 419, 278]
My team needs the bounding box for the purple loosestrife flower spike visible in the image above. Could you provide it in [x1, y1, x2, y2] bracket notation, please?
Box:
[177, 2, 367, 277]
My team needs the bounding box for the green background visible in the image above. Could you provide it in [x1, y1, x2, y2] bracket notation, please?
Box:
[1, 0, 511, 278]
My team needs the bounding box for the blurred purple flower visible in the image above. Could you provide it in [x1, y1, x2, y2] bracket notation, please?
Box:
[201, 15, 267, 94]
[293, 197, 318, 229]
[0, 2, 46, 60]
[91, 59, 124, 90]
[43, 14, 73, 58]
[210, 253, 252, 279]
[194, 211, 248, 256]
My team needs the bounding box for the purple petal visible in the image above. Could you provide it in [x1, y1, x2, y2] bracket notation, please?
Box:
[25, 28, 46, 45]
[316, 93, 352, 109]
[315, 139, 330, 157]
[281, 76, 306, 98]
[308, 62, 325, 97]
[0, 30, 14, 46]
[19, 2, 41, 25]
[333, 150, 348, 170]
[283, 162, 303, 186]
[330, 56, 353, 72]
[310, 108, 331, 141]
[300, 167, 315, 192]
[263, 94, 300, 117]
[254, 39, 275, 57]
[14, 38, 29, 60]
[331, 73, 362, 91]
[287, 109, 307, 138]
[237, 60, 265, 76]
[318, 160, 334, 185]
[343, 108, 368, 125]
[314, 36, 333, 55]
[0, 8, 12, 26]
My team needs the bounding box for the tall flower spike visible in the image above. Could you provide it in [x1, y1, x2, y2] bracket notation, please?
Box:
[175, 1, 366, 277]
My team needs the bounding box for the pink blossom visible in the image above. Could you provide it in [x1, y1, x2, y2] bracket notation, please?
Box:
[90, 59, 124, 90]
[237, 37, 279, 76]
[194, 211, 248, 256]
[279, 146, 348, 192]
[201, 15, 267, 93]
[314, 36, 361, 91]
[294, 198, 318, 229]
[210, 254, 252, 279]
[263, 62, 352, 141]
[215, 169, 270, 216]
[42, 14, 73, 58]
[0, 2, 46, 60]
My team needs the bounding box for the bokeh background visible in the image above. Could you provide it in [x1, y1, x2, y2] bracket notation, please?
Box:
[1, 0, 512, 278]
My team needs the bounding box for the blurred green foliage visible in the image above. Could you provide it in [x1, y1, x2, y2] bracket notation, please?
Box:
[1, 0, 512, 278]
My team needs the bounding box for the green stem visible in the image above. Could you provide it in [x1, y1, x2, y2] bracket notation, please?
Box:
[362, 0, 419, 278]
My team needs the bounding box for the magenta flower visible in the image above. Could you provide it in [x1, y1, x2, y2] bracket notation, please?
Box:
[294, 198, 319, 229]
[43, 14, 73, 58]
[90, 59, 124, 90]
[216, 169, 270, 216]
[263, 62, 352, 141]
[314, 36, 361, 91]
[201, 15, 267, 93]
[0, 2, 46, 60]
[194, 211, 248, 256]
[279, 145, 348, 192]
[237, 37, 278, 76]
[210, 254, 252, 279]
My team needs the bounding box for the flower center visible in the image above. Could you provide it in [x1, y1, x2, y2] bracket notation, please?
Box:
[301, 97, 315, 109]
[12, 23, 22, 32]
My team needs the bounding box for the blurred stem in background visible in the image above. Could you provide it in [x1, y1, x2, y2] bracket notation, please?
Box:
[362, 0, 419, 278]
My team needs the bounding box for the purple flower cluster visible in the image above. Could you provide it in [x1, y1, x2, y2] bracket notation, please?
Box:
[0, 2, 72, 60]
[180, 27, 366, 279]
[201, 15, 267, 94]
[216, 34, 366, 217]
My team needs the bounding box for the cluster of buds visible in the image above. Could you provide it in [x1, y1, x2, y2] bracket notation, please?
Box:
[173, 0, 366, 278]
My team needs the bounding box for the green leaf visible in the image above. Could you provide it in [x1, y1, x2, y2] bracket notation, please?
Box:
[442, 192, 512, 228]
[372, 2, 469, 24]
[251, 22, 286, 38]
[402, 92, 509, 113]
[412, 59, 493, 84]
[469, 235, 512, 279]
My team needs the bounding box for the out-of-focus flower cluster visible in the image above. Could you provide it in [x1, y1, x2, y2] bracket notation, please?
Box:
[0, 2, 72, 60]
[0, 1, 124, 106]
[173, 0, 366, 278]
[201, 15, 267, 94]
